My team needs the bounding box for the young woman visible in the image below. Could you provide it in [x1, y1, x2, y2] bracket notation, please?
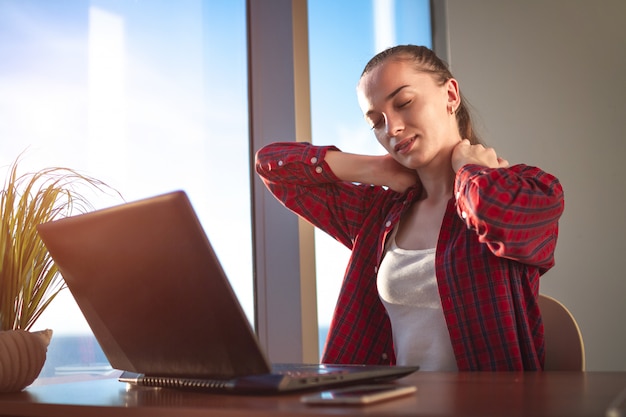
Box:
[255, 45, 564, 371]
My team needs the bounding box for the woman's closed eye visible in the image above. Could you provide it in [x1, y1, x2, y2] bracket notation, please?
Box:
[368, 116, 384, 130]
[397, 99, 412, 109]
[366, 99, 411, 129]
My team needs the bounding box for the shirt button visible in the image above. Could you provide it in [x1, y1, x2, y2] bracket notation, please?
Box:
[315, 166, 323, 174]
[456, 191, 460, 199]
[374, 266, 378, 273]
[310, 157, 318, 164]
[461, 211, 467, 219]
[385, 220, 392, 228]
[381, 353, 388, 360]
[278, 160, 284, 167]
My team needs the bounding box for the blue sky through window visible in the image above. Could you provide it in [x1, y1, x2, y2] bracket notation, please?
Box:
[1, 0, 250, 377]
[0, 0, 431, 372]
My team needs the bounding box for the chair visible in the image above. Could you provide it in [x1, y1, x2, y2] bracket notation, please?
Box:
[538, 294, 586, 371]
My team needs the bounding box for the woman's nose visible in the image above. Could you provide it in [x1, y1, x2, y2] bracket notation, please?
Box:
[385, 113, 404, 137]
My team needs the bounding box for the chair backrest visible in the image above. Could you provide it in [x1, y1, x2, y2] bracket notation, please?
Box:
[538, 294, 585, 371]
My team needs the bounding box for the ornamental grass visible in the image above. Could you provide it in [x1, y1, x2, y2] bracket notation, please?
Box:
[0, 154, 115, 331]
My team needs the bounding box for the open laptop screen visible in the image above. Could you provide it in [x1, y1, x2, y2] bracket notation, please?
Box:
[37, 191, 270, 378]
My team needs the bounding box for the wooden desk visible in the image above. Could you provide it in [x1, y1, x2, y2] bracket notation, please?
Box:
[1, 372, 625, 417]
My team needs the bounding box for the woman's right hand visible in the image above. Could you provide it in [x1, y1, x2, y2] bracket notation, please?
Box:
[379, 154, 419, 193]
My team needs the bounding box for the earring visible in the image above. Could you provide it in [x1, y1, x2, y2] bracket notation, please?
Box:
[449, 106, 455, 115]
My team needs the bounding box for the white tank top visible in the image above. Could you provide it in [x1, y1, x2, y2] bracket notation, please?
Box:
[377, 238, 458, 371]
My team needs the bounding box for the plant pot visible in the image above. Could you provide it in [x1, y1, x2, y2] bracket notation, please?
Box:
[0, 329, 52, 392]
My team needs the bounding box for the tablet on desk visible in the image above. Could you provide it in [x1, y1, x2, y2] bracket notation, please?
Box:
[301, 384, 417, 406]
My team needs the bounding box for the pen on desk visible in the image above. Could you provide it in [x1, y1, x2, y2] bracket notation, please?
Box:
[607, 387, 626, 417]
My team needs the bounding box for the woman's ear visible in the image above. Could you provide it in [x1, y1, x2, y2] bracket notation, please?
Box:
[446, 78, 461, 111]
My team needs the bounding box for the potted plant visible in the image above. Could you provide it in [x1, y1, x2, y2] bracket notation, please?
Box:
[0, 154, 114, 392]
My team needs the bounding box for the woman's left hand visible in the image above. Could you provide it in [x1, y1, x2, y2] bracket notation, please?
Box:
[452, 139, 509, 172]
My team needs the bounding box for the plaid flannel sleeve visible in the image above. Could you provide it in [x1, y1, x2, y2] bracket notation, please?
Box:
[454, 163, 564, 271]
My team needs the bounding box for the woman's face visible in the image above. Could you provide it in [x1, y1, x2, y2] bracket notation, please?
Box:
[357, 58, 461, 170]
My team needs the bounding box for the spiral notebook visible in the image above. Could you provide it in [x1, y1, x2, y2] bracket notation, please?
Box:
[37, 190, 418, 393]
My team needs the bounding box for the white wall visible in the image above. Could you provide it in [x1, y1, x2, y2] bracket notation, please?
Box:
[444, 0, 626, 371]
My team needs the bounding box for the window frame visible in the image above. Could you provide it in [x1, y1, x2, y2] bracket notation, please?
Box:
[247, 0, 319, 363]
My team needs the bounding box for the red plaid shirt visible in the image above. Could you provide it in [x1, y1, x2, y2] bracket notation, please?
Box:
[255, 142, 564, 371]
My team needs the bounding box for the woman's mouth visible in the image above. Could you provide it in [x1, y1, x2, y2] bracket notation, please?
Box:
[394, 136, 417, 154]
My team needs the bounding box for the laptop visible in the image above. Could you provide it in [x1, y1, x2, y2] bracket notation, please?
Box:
[37, 190, 418, 393]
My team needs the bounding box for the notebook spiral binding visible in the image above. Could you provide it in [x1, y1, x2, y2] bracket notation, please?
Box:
[141, 375, 234, 390]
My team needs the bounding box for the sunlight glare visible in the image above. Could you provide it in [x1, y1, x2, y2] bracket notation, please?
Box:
[373, 0, 395, 53]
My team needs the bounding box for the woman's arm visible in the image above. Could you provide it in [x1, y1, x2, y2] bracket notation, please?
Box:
[325, 151, 418, 193]
[255, 142, 401, 248]
[451, 138, 564, 270]
[454, 162, 564, 271]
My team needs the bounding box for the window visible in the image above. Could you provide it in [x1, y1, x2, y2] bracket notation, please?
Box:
[308, 0, 432, 357]
[0, 0, 249, 380]
[1, 0, 434, 381]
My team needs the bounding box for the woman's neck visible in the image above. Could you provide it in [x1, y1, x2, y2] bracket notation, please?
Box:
[415, 146, 457, 201]
[417, 170, 454, 201]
